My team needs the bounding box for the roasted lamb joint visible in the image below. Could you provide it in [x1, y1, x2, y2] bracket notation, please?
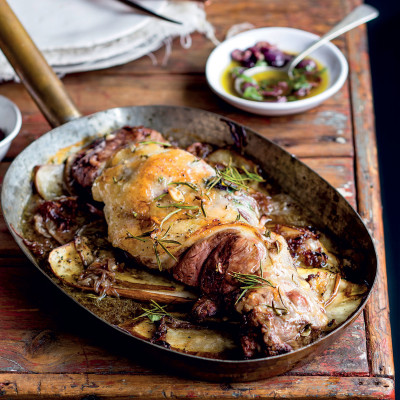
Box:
[91, 134, 329, 358]
[175, 229, 328, 357]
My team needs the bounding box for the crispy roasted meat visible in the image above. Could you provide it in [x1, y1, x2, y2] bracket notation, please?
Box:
[174, 229, 328, 357]
[62, 126, 331, 358]
[65, 126, 164, 197]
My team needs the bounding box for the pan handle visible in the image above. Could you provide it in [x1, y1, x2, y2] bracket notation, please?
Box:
[0, 0, 82, 128]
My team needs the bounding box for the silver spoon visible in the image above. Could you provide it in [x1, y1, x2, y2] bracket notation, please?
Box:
[235, 4, 379, 96]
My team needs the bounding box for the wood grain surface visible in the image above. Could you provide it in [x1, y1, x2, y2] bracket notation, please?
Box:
[0, 0, 394, 398]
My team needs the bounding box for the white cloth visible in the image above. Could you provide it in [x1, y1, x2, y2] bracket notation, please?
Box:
[0, 1, 219, 81]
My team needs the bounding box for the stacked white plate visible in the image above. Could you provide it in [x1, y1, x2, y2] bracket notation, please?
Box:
[0, 0, 216, 81]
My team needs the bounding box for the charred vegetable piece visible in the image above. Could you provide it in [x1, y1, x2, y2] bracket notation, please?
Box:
[120, 314, 237, 358]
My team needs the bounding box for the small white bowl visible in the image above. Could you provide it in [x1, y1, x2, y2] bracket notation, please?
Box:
[206, 27, 348, 116]
[0, 95, 22, 161]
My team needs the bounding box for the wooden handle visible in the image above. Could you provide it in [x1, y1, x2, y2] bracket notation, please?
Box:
[0, 0, 82, 127]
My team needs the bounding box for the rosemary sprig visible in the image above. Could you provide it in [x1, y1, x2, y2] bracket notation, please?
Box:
[157, 240, 178, 263]
[205, 175, 222, 192]
[161, 225, 171, 239]
[139, 140, 171, 147]
[206, 160, 264, 193]
[154, 192, 167, 202]
[158, 239, 182, 245]
[218, 167, 249, 190]
[200, 199, 207, 217]
[125, 230, 154, 241]
[153, 242, 162, 270]
[267, 301, 288, 316]
[230, 271, 275, 288]
[159, 209, 181, 230]
[169, 182, 198, 192]
[153, 237, 181, 269]
[230, 271, 275, 304]
[241, 166, 265, 182]
[133, 300, 171, 322]
[157, 203, 199, 210]
[185, 210, 201, 219]
[278, 287, 287, 311]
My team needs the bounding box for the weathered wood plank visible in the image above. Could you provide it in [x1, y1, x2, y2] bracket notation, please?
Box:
[0, 374, 394, 399]
[345, 0, 394, 378]
[0, 75, 352, 160]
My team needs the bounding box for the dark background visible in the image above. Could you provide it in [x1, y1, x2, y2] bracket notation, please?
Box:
[365, 0, 399, 374]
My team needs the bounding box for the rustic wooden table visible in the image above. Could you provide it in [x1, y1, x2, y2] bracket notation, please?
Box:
[0, 0, 395, 398]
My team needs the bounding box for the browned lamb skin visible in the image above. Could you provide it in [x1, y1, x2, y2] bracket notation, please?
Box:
[65, 126, 164, 197]
[58, 127, 328, 358]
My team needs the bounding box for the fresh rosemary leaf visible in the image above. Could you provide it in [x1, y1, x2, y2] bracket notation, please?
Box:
[153, 242, 162, 271]
[154, 192, 167, 202]
[169, 182, 198, 192]
[270, 301, 288, 316]
[161, 225, 172, 239]
[159, 239, 182, 245]
[241, 166, 265, 182]
[230, 271, 275, 288]
[157, 240, 178, 262]
[139, 140, 171, 147]
[185, 209, 201, 219]
[200, 199, 207, 217]
[157, 203, 199, 210]
[278, 287, 287, 311]
[160, 209, 181, 230]
[205, 175, 222, 192]
[125, 230, 151, 241]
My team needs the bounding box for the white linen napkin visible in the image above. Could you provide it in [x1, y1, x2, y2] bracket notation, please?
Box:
[0, 1, 218, 81]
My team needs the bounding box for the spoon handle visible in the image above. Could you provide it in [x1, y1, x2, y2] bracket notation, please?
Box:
[288, 4, 379, 76]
